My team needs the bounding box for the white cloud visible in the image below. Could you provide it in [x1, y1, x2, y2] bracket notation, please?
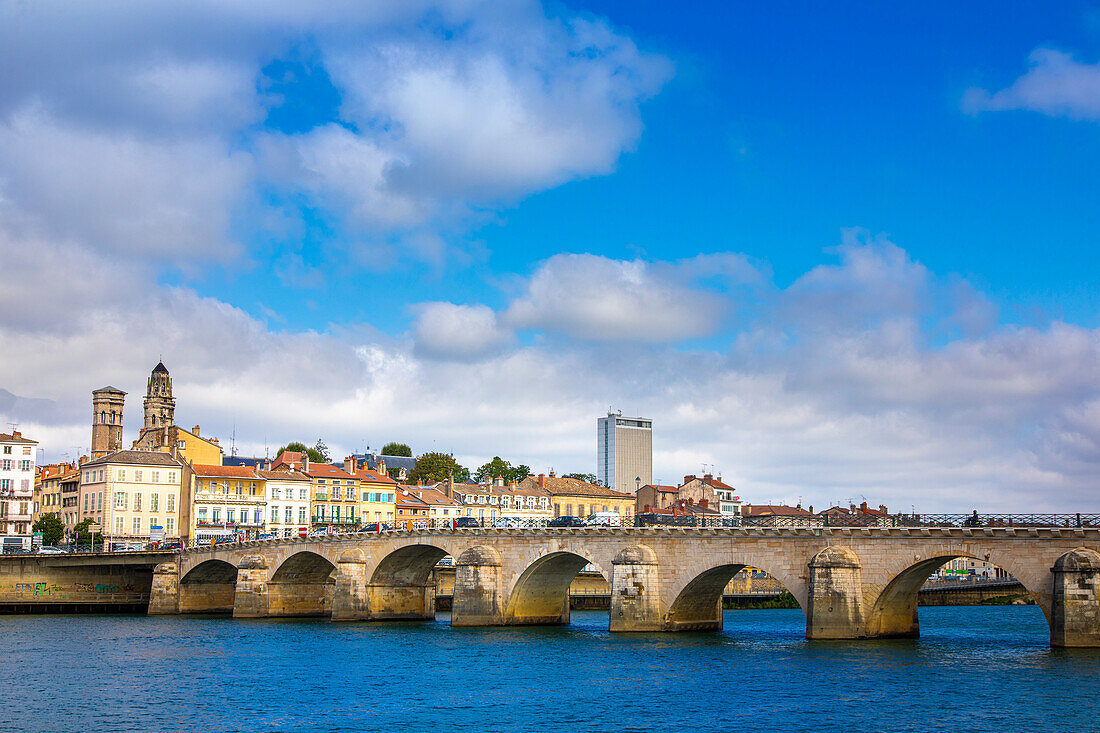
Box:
[504, 253, 744, 342]
[412, 302, 512, 361]
[0, 107, 252, 262]
[963, 48, 1100, 121]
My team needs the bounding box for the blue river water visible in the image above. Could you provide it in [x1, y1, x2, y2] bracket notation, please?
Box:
[3, 606, 1098, 733]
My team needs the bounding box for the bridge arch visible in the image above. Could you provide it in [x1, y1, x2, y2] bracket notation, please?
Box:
[367, 543, 453, 621]
[505, 550, 607, 626]
[866, 551, 1048, 639]
[265, 551, 338, 617]
[179, 559, 238, 614]
[665, 554, 807, 632]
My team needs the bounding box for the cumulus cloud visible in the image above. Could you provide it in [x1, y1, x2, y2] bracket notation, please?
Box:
[504, 253, 746, 342]
[963, 48, 1100, 121]
[412, 302, 512, 361]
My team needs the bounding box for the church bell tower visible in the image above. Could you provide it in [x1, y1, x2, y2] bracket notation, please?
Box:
[143, 362, 176, 431]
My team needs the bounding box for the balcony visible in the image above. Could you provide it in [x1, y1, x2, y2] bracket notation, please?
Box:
[195, 520, 264, 528]
[311, 516, 358, 525]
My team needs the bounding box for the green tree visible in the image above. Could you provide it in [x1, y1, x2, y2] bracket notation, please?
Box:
[32, 513, 64, 545]
[409, 452, 468, 484]
[563, 473, 599, 484]
[277, 441, 325, 463]
[381, 442, 412, 457]
[72, 517, 102, 545]
[474, 456, 531, 484]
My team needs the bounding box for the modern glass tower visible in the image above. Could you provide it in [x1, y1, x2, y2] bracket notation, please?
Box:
[597, 410, 652, 494]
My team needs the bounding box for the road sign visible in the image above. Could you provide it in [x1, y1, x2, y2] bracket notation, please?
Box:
[86, 522, 101, 534]
[149, 525, 164, 542]
[32, 532, 43, 547]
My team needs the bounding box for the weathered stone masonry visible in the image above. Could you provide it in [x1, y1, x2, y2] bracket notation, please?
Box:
[150, 527, 1100, 647]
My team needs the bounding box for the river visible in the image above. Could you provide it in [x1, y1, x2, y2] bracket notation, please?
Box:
[3, 606, 1098, 732]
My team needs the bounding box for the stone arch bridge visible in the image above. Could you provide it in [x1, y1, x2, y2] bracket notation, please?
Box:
[150, 526, 1100, 647]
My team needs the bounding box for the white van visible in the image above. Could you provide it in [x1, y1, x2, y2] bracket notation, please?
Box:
[582, 512, 621, 527]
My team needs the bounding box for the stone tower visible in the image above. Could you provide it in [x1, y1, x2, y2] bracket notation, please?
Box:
[91, 386, 126, 459]
[143, 362, 176, 431]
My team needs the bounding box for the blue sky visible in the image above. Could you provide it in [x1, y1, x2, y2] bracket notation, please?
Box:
[0, 1, 1098, 510]
[181, 0, 1100, 332]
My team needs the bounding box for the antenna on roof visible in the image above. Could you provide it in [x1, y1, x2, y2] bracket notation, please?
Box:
[7, 422, 17, 433]
[231, 422, 237, 457]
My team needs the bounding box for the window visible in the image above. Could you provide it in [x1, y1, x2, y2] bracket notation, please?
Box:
[168, 472, 175, 483]
[150, 494, 159, 512]
[299, 488, 308, 501]
[1, 446, 8, 454]
[132, 517, 141, 535]
[133, 493, 142, 511]
[271, 507, 279, 522]
[227, 510, 236, 524]
[0, 479, 9, 490]
[2, 460, 10, 470]
[271, 488, 280, 500]
[83, 493, 88, 511]
[114, 492, 127, 510]
[235, 482, 242, 494]
[135, 470, 142, 482]
[198, 508, 208, 521]
[250, 482, 256, 495]
[254, 509, 261, 524]
[118, 469, 126, 482]
[285, 507, 293, 523]
[167, 494, 175, 512]
[19, 460, 30, 471]
[152, 471, 160, 483]
[166, 518, 174, 534]
[298, 507, 306, 523]
[150, 517, 158, 531]
[212, 509, 221, 523]
[114, 517, 123, 534]
[98, 470, 103, 482]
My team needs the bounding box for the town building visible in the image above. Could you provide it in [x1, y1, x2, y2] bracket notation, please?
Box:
[405, 485, 462, 525]
[343, 458, 397, 525]
[130, 363, 224, 465]
[90, 386, 125, 459]
[677, 474, 741, 520]
[0, 430, 37, 551]
[257, 469, 311, 538]
[80, 450, 185, 547]
[33, 461, 76, 525]
[273, 452, 358, 530]
[349, 450, 415, 482]
[190, 465, 267, 542]
[741, 504, 821, 528]
[58, 463, 81, 531]
[635, 484, 679, 513]
[395, 488, 430, 529]
[816, 502, 894, 527]
[519, 472, 635, 521]
[597, 410, 653, 494]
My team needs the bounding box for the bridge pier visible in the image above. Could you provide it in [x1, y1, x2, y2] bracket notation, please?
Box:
[609, 546, 662, 632]
[1051, 548, 1100, 648]
[806, 546, 866, 640]
[366, 584, 435, 620]
[148, 562, 179, 615]
[331, 550, 371, 621]
[232, 556, 270, 618]
[451, 546, 504, 627]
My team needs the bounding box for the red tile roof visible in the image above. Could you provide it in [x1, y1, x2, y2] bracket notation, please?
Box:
[193, 464, 258, 479]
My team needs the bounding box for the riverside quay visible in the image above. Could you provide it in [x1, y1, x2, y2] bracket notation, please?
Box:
[3, 525, 1100, 647]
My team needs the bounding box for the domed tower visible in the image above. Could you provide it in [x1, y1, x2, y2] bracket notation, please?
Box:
[143, 362, 176, 431]
[91, 386, 125, 459]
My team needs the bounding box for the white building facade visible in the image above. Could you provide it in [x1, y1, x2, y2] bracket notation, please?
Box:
[258, 469, 311, 539]
[597, 411, 653, 494]
[0, 431, 37, 551]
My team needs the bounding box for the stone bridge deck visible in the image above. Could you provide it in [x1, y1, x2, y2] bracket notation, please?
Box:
[147, 525, 1100, 647]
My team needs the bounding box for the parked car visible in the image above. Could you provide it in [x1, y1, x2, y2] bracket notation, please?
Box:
[582, 512, 622, 527]
[453, 517, 481, 529]
[36, 545, 66, 554]
[357, 522, 390, 533]
[492, 517, 523, 528]
[307, 528, 335, 538]
[548, 516, 584, 527]
[255, 533, 275, 541]
[161, 541, 182, 550]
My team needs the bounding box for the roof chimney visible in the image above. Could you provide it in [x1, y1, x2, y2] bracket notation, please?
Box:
[537, 473, 545, 487]
[809, 505, 814, 514]
[193, 425, 200, 436]
[703, 473, 713, 481]
[548, 470, 556, 478]
[860, 501, 868, 513]
[343, 457, 355, 474]
[303, 456, 310, 472]
[12, 430, 20, 439]
[683, 475, 694, 485]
